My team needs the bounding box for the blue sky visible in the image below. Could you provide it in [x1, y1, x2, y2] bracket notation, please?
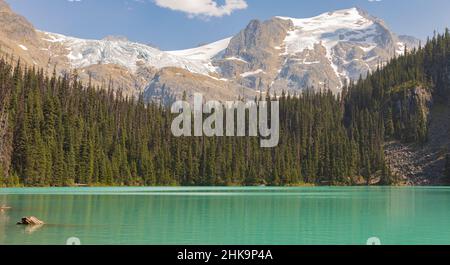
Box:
[5, 0, 450, 50]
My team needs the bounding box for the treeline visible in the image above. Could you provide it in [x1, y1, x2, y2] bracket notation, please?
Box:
[1, 30, 450, 187]
[345, 30, 450, 144]
[0, 61, 390, 187]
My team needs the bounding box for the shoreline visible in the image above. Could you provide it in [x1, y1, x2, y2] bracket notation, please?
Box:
[0, 185, 450, 188]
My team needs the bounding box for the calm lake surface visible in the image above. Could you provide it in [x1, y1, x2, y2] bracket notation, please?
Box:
[1, 187, 450, 245]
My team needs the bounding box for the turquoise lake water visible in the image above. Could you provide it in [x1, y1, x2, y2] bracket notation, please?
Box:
[1, 187, 450, 245]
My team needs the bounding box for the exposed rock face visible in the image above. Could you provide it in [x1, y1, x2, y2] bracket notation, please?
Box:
[385, 86, 450, 185]
[144, 67, 258, 104]
[270, 8, 411, 94]
[0, 2, 420, 101]
[0, 0, 43, 66]
[275, 43, 341, 93]
[216, 8, 420, 95]
[0, 0, 36, 42]
[215, 18, 292, 93]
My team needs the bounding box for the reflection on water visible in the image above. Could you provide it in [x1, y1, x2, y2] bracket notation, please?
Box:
[22, 224, 44, 234]
[0, 187, 450, 245]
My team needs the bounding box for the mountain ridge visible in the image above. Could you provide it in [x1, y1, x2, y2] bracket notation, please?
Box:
[0, 1, 420, 101]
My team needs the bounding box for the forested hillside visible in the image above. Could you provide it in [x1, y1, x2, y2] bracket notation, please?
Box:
[0, 30, 449, 187]
[0, 61, 389, 187]
[344, 30, 450, 183]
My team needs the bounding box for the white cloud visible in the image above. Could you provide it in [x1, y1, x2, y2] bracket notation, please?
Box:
[154, 0, 248, 18]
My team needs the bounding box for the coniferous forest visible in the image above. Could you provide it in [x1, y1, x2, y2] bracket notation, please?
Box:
[1, 31, 450, 187]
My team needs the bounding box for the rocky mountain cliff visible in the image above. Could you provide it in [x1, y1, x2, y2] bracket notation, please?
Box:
[0, 1, 419, 102]
[215, 8, 417, 95]
[385, 86, 450, 185]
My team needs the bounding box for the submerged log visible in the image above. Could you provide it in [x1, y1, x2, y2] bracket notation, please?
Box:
[17, 216, 45, 225]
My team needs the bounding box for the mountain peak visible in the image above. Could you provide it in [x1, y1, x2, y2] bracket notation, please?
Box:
[277, 7, 361, 20]
[330, 7, 361, 15]
[275, 7, 384, 27]
[323, 7, 373, 19]
[0, 0, 37, 43]
[102, 35, 129, 42]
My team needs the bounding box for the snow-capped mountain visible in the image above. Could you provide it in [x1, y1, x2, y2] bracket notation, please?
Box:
[41, 32, 231, 76]
[213, 8, 418, 95]
[278, 8, 399, 89]
[0, 1, 419, 101]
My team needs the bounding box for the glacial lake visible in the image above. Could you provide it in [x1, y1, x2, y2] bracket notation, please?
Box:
[1, 187, 450, 245]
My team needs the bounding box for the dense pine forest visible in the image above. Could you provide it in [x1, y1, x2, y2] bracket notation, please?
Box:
[0, 30, 449, 187]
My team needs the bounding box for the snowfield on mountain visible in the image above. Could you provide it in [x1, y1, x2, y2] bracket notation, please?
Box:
[0, 2, 419, 101]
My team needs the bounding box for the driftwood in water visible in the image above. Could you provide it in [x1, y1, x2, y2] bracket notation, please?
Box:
[17, 216, 45, 225]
